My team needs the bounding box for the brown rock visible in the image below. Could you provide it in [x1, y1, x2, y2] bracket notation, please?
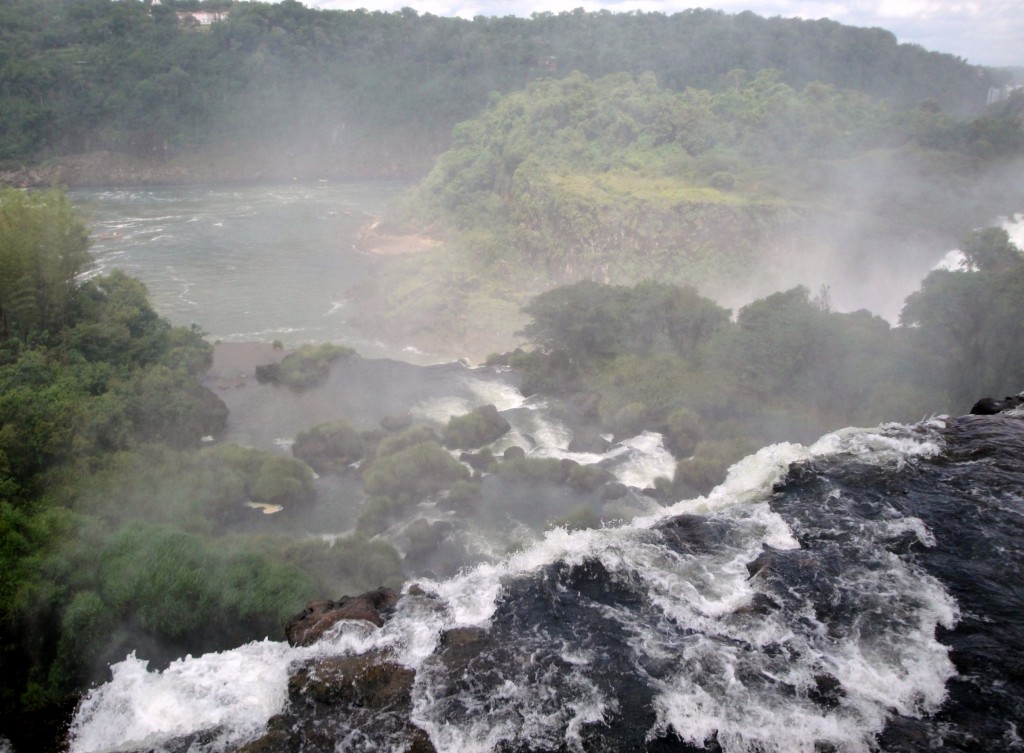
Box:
[239, 650, 435, 753]
[285, 588, 399, 647]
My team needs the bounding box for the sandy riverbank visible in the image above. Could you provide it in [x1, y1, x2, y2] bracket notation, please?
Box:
[357, 219, 439, 256]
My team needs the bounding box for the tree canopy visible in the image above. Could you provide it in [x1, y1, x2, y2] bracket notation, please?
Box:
[0, 0, 1005, 173]
[0, 189, 90, 340]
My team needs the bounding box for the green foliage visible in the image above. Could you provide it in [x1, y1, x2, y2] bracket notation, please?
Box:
[68, 444, 316, 533]
[0, 189, 90, 341]
[711, 286, 827, 398]
[439, 479, 484, 514]
[279, 535, 404, 596]
[511, 253, 1024, 499]
[521, 281, 730, 364]
[959, 227, 1021, 272]
[10, 517, 319, 703]
[0, 3, 997, 169]
[497, 456, 569, 484]
[663, 407, 705, 458]
[362, 440, 470, 508]
[90, 523, 313, 648]
[442, 404, 511, 450]
[255, 342, 353, 390]
[292, 419, 366, 475]
[375, 425, 441, 458]
[900, 229, 1024, 405]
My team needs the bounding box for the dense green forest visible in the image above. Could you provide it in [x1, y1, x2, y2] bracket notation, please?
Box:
[353, 69, 1024, 356]
[0, 189, 404, 738]
[493, 224, 1024, 500]
[0, 0, 1010, 179]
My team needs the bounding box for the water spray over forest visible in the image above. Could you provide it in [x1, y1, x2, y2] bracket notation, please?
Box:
[1, 1, 1023, 752]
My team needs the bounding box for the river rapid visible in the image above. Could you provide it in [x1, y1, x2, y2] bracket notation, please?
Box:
[60, 185, 1024, 752]
[66, 410, 1024, 753]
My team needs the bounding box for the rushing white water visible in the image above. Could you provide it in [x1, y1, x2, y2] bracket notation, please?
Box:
[933, 212, 1024, 273]
[69, 419, 957, 753]
[408, 374, 676, 490]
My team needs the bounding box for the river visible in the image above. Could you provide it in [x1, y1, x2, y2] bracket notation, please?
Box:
[71, 181, 437, 362]
[60, 185, 1024, 753]
[67, 412, 1024, 753]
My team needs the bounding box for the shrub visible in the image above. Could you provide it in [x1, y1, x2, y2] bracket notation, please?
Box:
[663, 407, 704, 458]
[362, 441, 470, 507]
[611, 401, 649, 438]
[279, 535, 404, 595]
[292, 419, 366, 474]
[375, 425, 440, 458]
[439, 480, 483, 514]
[442, 404, 511, 450]
[255, 343, 354, 390]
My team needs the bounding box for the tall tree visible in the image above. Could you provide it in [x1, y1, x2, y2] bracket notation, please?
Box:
[0, 188, 90, 341]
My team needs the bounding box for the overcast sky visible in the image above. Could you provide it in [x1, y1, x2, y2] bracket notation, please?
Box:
[301, 0, 1023, 68]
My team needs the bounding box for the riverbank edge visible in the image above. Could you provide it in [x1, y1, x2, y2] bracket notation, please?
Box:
[0, 150, 431, 189]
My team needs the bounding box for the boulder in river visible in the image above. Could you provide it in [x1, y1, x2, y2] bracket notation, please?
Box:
[285, 587, 399, 646]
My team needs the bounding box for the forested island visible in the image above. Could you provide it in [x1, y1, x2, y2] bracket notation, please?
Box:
[2, 1, 1024, 752]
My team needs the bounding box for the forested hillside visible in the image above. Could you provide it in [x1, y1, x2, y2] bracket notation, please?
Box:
[0, 0, 1008, 180]
[354, 70, 1024, 355]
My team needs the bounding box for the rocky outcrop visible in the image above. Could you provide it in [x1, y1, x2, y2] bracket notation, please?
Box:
[238, 649, 435, 753]
[970, 393, 1024, 415]
[285, 588, 399, 647]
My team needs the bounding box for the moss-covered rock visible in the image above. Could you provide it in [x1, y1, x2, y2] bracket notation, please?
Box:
[442, 404, 511, 450]
[363, 441, 471, 507]
[292, 419, 366, 475]
[255, 343, 354, 391]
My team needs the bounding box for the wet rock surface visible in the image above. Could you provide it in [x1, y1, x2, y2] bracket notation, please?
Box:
[239, 650, 435, 753]
[285, 588, 399, 646]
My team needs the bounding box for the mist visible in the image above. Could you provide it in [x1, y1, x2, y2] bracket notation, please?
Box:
[2, 3, 1024, 752]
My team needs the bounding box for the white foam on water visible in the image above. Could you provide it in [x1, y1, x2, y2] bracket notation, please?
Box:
[411, 395, 476, 424]
[642, 424, 956, 753]
[464, 376, 527, 413]
[808, 422, 944, 467]
[611, 431, 678, 488]
[67, 419, 957, 753]
[68, 641, 297, 753]
[502, 405, 573, 455]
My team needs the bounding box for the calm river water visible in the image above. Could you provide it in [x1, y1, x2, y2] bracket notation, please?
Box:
[71, 181, 421, 360]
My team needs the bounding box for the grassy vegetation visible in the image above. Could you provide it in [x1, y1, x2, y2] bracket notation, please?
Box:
[255, 343, 354, 391]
